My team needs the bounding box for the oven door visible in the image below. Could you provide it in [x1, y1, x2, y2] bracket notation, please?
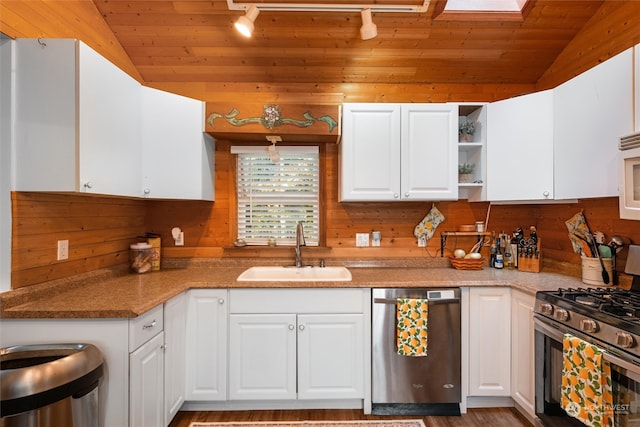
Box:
[534, 315, 640, 427]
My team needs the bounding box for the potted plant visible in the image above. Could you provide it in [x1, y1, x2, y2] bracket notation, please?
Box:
[458, 121, 476, 142]
[458, 163, 475, 183]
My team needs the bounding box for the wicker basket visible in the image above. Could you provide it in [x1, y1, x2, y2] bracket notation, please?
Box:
[449, 256, 484, 270]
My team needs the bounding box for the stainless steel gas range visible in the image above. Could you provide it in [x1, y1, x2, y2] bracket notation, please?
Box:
[533, 245, 640, 427]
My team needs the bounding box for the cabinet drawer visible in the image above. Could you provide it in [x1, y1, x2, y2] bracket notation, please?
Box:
[129, 305, 164, 351]
[229, 288, 366, 314]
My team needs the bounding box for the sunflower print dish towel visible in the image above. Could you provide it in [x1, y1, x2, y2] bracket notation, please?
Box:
[396, 298, 428, 357]
[561, 334, 614, 427]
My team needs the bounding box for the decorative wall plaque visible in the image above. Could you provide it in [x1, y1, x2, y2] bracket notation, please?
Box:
[207, 104, 338, 133]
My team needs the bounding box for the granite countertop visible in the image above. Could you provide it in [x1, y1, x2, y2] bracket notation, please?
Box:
[0, 260, 589, 319]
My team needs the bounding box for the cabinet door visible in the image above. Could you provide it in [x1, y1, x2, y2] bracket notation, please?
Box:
[297, 314, 364, 400]
[164, 292, 186, 426]
[130, 332, 165, 427]
[468, 287, 511, 396]
[401, 104, 458, 200]
[185, 289, 227, 401]
[554, 48, 633, 199]
[14, 38, 78, 192]
[229, 313, 297, 400]
[13, 39, 141, 197]
[511, 290, 535, 418]
[141, 86, 215, 200]
[78, 41, 141, 197]
[487, 90, 554, 201]
[340, 103, 401, 201]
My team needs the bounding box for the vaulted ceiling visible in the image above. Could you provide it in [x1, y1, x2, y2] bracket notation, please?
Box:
[3, 0, 639, 104]
[90, 0, 605, 86]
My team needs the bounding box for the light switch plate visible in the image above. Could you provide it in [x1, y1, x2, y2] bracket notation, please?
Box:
[356, 233, 370, 247]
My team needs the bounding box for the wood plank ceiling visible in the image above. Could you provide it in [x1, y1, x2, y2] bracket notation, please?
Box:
[90, 0, 606, 86]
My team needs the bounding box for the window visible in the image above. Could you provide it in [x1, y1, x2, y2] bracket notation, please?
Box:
[231, 146, 319, 246]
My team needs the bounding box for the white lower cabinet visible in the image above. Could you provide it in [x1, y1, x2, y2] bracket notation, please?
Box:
[130, 331, 165, 427]
[511, 289, 535, 420]
[297, 314, 364, 399]
[185, 289, 228, 401]
[129, 294, 187, 427]
[228, 288, 368, 404]
[164, 292, 187, 425]
[229, 313, 364, 401]
[468, 287, 511, 396]
[229, 313, 297, 400]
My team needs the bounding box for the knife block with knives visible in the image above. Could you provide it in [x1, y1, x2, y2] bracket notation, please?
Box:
[518, 238, 541, 273]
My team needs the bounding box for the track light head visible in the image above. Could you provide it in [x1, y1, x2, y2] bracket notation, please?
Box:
[360, 8, 377, 40]
[235, 5, 260, 37]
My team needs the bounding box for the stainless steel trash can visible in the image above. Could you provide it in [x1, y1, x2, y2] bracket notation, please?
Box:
[0, 343, 104, 427]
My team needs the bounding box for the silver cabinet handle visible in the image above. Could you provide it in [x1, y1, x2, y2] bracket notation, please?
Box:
[142, 320, 157, 330]
[161, 344, 167, 351]
[218, 298, 225, 305]
[393, 193, 399, 199]
[288, 324, 295, 330]
[299, 324, 305, 331]
[404, 192, 409, 197]
[143, 188, 151, 195]
[84, 182, 93, 189]
[543, 191, 550, 198]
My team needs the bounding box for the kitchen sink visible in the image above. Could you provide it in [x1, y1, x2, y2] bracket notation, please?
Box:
[237, 266, 352, 282]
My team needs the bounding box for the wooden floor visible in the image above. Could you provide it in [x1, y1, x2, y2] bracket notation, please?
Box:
[168, 408, 533, 427]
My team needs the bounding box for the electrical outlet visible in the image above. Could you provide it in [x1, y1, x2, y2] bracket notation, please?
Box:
[57, 240, 69, 260]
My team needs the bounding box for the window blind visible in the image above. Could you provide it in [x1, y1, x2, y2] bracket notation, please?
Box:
[232, 146, 319, 246]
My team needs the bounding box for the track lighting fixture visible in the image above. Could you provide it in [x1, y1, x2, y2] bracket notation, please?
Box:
[230, 0, 426, 40]
[234, 4, 260, 37]
[359, 8, 377, 40]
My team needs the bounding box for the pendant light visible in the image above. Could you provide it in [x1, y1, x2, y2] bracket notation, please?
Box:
[235, 5, 260, 37]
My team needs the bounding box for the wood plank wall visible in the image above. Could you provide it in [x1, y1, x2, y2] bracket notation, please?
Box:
[11, 193, 145, 289]
[12, 142, 640, 289]
[5, 1, 640, 289]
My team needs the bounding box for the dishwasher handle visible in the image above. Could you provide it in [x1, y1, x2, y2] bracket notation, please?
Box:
[373, 297, 460, 305]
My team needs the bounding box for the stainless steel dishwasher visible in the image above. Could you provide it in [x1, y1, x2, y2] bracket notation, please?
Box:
[372, 287, 461, 415]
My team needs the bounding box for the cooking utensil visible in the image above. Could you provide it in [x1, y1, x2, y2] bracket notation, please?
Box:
[609, 235, 631, 286]
[586, 230, 610, 285]
[578, 213, 610, 284]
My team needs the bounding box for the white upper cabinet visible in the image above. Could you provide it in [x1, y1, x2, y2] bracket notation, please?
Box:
[14, 38, 141, 197]
[486, 48, 633, 202]
[401, 104, 458, 200]
[487, 90, 555, 201]
[554, 48, 633, 200]
[340, 103, 401, 201]
[340, 103, 457, 201]
[141, 86, 215, 200]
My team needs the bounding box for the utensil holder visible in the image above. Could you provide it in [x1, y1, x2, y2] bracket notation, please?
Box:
[581, 256, 613, 286]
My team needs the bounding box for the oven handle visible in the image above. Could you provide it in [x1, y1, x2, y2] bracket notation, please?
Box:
[373, 298, 460, 305]
[534, 315, 640, 379]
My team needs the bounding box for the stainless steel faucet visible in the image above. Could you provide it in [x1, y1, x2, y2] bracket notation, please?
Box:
[295, 221, 306, 267]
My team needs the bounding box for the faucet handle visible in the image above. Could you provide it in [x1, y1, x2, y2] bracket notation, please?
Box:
[319, 259, 325, 268]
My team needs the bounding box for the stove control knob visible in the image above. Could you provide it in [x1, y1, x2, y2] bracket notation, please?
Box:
[579, 319, 598, 333]
[616, 332, 635, 348]
[553, 308, 569, 322]
[539, 303, 554, 315]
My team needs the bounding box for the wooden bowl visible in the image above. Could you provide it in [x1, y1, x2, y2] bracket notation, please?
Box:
[457, 224, 476, 232]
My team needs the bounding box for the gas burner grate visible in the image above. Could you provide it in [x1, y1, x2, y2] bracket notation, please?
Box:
[552, 287, 640, 322]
